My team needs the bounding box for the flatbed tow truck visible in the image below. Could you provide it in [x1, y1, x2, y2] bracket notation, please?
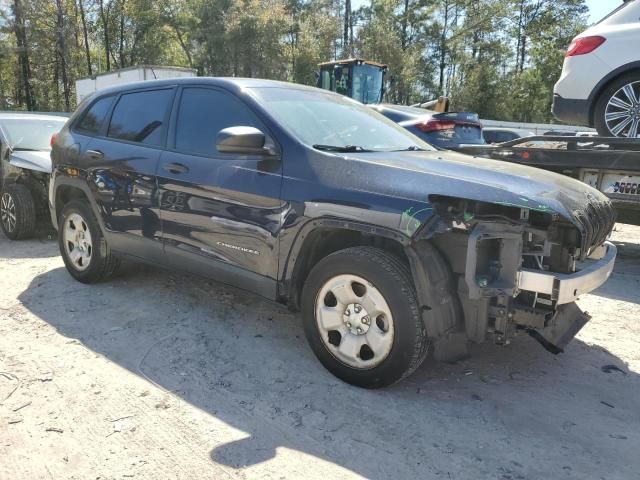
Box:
[459, 136, 640, 226]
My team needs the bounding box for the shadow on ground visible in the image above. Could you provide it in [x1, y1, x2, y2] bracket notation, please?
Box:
[16, 260, 640, 480]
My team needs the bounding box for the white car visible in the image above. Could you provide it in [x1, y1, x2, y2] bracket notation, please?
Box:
[553, 0, 640, 137]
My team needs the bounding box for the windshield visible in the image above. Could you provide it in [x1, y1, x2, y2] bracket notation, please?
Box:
[0, 118, 66, 151]
[251, 88, 434, 152]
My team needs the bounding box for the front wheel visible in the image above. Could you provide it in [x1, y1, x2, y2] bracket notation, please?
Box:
[58, 200, 121, 283]
[0, 184, 36, 240]
[594, 73, 640, 138]
[301, 247, 428, 388]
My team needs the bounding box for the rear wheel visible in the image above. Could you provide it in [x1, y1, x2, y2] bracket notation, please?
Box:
[301, 246, 428, 388]
[594, 72, 640, 138]
[59, 200, 121, 283]
[0, 184, 36, 240]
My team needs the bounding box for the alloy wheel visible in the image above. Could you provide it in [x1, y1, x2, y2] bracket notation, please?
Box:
[315, 274, 395, 369]
[63, 213, 93, 271]
[604, 81, 640, 137]
[0, 192, 16, 233]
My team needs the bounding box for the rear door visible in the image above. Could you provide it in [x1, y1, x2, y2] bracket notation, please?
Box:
[81, 87, 175, 260]
[157, 86, 284, 295]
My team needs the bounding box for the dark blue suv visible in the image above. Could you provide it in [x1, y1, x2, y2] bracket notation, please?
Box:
[50, 78, 616, 388]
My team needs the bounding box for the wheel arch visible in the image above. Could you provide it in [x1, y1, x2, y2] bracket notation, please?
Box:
[281, 219, 411, 312]
[589, 62, 640, 126]
[52, 178, 100, 231]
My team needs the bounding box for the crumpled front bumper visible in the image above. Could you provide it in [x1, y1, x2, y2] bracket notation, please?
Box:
[517, 241, 617, 304]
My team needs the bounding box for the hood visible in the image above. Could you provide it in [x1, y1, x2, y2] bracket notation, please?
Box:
[9, 150, 52, 174]
[337, 150, 613, 242]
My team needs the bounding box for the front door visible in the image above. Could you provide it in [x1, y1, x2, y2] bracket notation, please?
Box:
[157, 87, 285, 295]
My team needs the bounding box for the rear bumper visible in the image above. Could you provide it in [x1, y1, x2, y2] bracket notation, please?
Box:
[551, 94, 591, 126]
[517, 241, 616, 304]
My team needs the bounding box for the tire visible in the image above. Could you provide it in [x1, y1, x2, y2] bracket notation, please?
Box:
[0, 184, 36, 240]
[58, 200, 121, 283]
[301, 246, 428, 388]
[594, 72, 640, 138]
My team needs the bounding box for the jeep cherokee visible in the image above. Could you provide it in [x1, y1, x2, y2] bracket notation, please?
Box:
[50, 78, 617, 388]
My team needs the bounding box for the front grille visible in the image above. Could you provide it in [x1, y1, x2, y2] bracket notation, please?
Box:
[574, 199, 616, 259]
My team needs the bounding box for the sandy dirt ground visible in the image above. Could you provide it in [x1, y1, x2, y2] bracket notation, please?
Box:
[1, 224, 639, 480]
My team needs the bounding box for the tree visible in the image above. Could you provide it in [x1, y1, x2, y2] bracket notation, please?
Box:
[78, 0, 92, 75]
[12, 0, 35, 110]
[0, 0, 590, 122]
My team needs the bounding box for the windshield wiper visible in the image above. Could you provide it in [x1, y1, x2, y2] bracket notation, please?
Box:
[11, 147, 41, 152]
[313, 144, 374, 153]
[392, 145, 426, 152]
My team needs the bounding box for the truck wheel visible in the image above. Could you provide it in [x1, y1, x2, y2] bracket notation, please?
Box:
[301, 246, 428, 388]
[59, 200, 121, 283]
[0, 184, 36, 240]
[594, 72, 640, 137]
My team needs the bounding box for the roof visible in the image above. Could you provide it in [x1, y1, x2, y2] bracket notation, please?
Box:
[318, 58, 387, 69]
[84, 77, 330, 99]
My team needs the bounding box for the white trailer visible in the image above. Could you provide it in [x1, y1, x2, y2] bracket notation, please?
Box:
[75, 65, 197, 104]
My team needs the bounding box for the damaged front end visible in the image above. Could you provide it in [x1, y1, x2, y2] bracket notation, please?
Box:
[413, 195, 616, 358]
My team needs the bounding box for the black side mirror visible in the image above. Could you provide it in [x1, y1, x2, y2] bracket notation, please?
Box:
[216, 126, 276, 156]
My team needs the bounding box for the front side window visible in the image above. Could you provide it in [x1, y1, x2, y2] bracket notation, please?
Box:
[174, 88, 262, 156]
[75, 96, 114, 135]
[107, 89, 173, 146]
[251, 87, 433, 152]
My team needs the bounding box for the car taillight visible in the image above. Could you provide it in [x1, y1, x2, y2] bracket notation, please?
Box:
[50, 132, 58, 148]
[566, 36, 606, 57]
[416, 120, 457, 133]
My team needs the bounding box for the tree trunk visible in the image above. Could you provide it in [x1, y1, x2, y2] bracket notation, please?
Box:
[78, 0, 92, 76]
[98, 0, 111, 71]
[343, 0, 350, 55]
[56, 0, 72, 111]
[438, 0, 450, 95]
[72, 0, 81, 49]
[515, 0, 524, 72]
[12, 0, 35, 110]
[401, 0, 409, 51]
[173, 25, 193, 67]
[119, 0, 126, 68]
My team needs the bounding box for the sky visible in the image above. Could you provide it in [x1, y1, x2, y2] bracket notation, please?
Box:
[586, 0, 622, 23]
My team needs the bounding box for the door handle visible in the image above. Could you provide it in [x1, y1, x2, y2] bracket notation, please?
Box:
[162, 162, 189, 174]
[86, 149, 104, 160]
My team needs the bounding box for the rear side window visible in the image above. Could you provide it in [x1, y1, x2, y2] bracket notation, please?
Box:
[107, 89, 173, 146]
[174, 88, 262, 156]
[75, 96, 114, 135]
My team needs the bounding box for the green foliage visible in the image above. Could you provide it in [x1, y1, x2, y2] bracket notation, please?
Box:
[0, 0, 589, 122]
